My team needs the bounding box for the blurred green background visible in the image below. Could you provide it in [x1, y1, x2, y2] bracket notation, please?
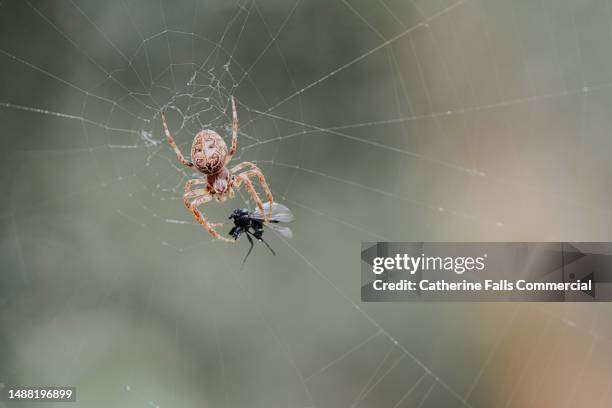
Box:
[1, 0, 612, 407]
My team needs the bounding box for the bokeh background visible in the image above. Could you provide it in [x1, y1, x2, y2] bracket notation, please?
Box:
[1, 0, 612, 407]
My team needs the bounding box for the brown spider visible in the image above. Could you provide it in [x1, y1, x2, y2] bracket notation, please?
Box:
[161, 96, 273, 243]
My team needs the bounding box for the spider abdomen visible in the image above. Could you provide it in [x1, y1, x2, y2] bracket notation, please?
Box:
[191, 129, 227, 174]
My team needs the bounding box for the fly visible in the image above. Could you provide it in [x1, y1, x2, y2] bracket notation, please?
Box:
[228, 202, 294, 265]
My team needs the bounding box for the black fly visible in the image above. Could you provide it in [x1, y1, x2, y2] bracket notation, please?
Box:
[228, 202, 294, 265]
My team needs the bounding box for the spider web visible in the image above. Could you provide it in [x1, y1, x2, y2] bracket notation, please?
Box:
[1, 0, 612, 407]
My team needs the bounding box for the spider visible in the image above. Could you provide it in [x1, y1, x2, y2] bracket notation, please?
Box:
[161, 96, 273, 243]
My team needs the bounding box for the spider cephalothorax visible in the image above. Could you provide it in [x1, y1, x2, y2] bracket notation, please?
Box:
[161, 96, 273, 243]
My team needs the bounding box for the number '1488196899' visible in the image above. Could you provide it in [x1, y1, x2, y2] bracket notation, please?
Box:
[3, 386, 76, 402]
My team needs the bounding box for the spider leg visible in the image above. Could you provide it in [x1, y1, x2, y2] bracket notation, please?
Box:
[161, 111, 194, 168]
[234, 166, 274, 219]
[184, 189, 234, 243]
[230, 161, 259, 173]
[234, 174, 267, 222]
[225, 96, 238, 164]
[184, 178, 207, 195]
[242, 233, 255, 266]
[183, 188, 207, 206]
[184, 180, 225, 226]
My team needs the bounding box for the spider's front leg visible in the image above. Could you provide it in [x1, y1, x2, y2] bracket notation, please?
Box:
[233, 173, 269, 222]
[232, 162, 274, 219]
[184, 178, 207, 193]
[184, 179, 224, 228]
[184, 188, 234, 243]
[161, 111, 194, 168]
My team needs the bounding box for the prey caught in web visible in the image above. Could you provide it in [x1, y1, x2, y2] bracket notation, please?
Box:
[228, 202, 294, 265]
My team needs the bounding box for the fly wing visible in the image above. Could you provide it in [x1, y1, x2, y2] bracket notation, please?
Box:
[253, 202, 294, 223]
[268, 224, 293, 239]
